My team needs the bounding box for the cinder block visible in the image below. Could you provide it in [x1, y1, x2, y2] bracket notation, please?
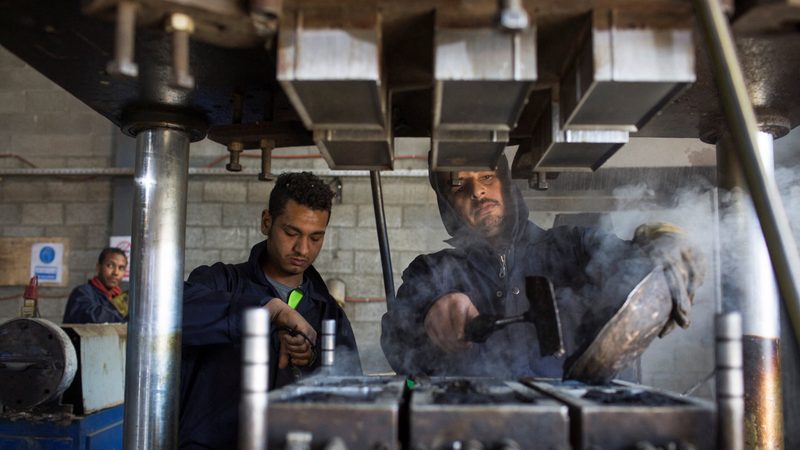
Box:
[0, 91, 26, 114]
[204, 227, 249, 250]
[66, 156, 111, 168]
[402, 205, 444, 228]
[357, 204, 402, 228]
[90, 133, 113, 156]
[65, 203, 109, 225]
[1, 225, 44, 237]
[351, 301, 387, 322]
[350, 320, 392, 374]
[340, 274, 384, 298]
[222, 204, 264, 227]
[246, 180, 274, 204]
[39, 297, 69, 321]
[186, 203, 222, 226]
[336, 228, 379, 251]
[343, 179, 374, 204]
[0, 180, 48, 202]
[71, 249, 101, 274]
[0, 204, 20, 224]
[185, 227, 204, 249]
[381, 179, 436, 205]
[46, 180, 110, 203]
[329, 204, 358, 227]
[203, 181, 247, 203]
[45, 225, 88, 249]
[22, 203, 63, 225]
[320, 227, 338, 250]
[184, 249, 222, 275]
[313, 249, 354, 274]
[187, 181, 204, 203]
[247, 228, 266, 248]
[386, 228, 436, 252]
[26, 89, 70, 113]
[354, 251, 384, 275]
[220, 249, 249, 263]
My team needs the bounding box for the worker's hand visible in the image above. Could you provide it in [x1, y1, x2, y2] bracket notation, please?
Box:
[424, 292, 480, 353]
[264, 299, 317, 368]
[633, 222, 707, 337]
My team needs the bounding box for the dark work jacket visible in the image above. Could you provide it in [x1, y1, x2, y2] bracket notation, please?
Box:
[62, 282, 126, 324]
[380, 156, 652, 377]
[179, 240, 361, 450]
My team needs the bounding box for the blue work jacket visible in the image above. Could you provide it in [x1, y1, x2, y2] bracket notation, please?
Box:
[179, 240, 360, 450]
[62, 282, 126, 324]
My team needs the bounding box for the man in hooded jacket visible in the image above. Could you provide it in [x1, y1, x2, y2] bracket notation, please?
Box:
[380, 154, 704, 377]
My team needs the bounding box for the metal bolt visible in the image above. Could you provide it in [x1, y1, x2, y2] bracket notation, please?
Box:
[499, 0, 529, 31]
[167, 13, 195, 90]
[258, 139, 274, 181]
[226, 141, 244, 172]
[106, 1, 139, 78]
[528, 171, 549, 190]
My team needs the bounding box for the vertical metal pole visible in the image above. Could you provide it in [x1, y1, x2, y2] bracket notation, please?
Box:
[693, 0, 800, 347]
[718, 133, 784, 449]
[124, 128, 190, 450]
[370, 171, 396, 306]
[717, 313, 745, 450]
[240, 308, 270, 450]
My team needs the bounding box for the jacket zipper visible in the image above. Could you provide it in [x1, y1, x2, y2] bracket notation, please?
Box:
[499, 253, 507, 279]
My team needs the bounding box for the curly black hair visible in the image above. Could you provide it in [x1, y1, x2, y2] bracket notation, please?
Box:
[98, 247, 127, 265]
[268, 172, 334, 219]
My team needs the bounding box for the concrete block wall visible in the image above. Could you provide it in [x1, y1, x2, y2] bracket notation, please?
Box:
[1, 45, 724, 395]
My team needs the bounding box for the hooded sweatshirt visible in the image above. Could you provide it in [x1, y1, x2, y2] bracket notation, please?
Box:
[380, 154, 652, 377]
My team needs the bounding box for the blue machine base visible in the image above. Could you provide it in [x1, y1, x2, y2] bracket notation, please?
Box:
[0, 405, 123, 450]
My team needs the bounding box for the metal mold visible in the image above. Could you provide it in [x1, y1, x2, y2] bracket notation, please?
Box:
[313, 129, 393, 170]
[268, 376, 404, 450]
[560, 10, 694, 130]
[432, 25, 536, 170]
[409, 378, 569, 450]
[530, 96, 628, 172]
[525, 379, 716, 450]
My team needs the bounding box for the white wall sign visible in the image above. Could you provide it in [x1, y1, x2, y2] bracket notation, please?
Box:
[30, 242, 65, 284]
[109, 236, 132, 282]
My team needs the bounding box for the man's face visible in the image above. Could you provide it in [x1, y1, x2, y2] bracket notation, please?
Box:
[96, 253, 127, 290]
[261, 199, 329, 281]
[445, 170, 506, 238]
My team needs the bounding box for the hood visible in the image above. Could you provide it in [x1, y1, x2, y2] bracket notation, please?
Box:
[429, 152, 530, 248]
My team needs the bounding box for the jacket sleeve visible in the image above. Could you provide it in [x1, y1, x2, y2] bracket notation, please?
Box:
[62, 284, 124, 324]
[182, 263, 269, 347]
[380, 254, 456, 375]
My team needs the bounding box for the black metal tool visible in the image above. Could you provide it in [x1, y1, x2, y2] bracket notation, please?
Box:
[464, 276, 564, 357]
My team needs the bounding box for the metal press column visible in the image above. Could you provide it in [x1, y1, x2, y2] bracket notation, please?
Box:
[124, 128, 190, 449]
[717, 132, 784, 449]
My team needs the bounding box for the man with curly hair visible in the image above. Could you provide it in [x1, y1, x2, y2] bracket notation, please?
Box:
[179, 171, 361, 450]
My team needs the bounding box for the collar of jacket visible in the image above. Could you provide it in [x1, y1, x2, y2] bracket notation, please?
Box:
[244, 240, 333, 308]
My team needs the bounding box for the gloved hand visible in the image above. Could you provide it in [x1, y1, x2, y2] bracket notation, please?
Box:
[265, 299, 318, 368]
[633, 222, 707, 337]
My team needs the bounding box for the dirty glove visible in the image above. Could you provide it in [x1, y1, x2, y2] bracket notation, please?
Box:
[633, 222, 706, 337]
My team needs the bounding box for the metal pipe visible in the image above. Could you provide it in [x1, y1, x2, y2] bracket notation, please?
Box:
[0, 167, 430, 178]
[321, 319, 336, 368]
[716, 312, 745, 450]
[370, 171, 396, 307]
[694, 0, 800, 346]
[123, 128, 190, 450]
[240, 308, 270, 450]
[717, 133, 784, 448]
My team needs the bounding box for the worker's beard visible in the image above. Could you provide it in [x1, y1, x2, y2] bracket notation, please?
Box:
[476, 214, 504, 239]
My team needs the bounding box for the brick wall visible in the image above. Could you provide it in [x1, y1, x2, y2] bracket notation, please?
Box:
[0, 45, 720, 394]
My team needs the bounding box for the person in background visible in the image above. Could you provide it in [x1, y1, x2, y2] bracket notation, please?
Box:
[62, 247, 128, 323]
[179, 171, 361, 450]
[381, 153, 704, 377]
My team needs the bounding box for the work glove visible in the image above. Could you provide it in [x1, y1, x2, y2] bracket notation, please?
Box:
[633, 222, 706, 337]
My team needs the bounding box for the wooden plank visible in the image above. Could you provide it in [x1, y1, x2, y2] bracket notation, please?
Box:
[0, 237, 70, 287]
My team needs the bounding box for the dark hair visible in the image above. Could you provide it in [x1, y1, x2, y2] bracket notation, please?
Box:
[268, 172, 334, 219]
[98, 247, 127, 265]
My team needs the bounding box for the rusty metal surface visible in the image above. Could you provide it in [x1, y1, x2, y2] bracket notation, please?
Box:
[409, 378, 569, 450]
[524, 379, 717, 450]
[564, 268, 672, 384]
[742, 336, 784, 449]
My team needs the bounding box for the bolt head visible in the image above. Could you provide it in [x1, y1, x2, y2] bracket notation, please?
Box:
[226, 162, 242, 172]
[168, 13, 195, 33]
[106, 60, 138, 78]
[500, 10, 529, 30]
